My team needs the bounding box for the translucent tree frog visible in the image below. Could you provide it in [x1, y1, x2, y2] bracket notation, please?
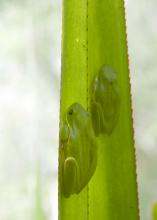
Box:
[60, 103, 97, 198]
[91, 65, 120, 136]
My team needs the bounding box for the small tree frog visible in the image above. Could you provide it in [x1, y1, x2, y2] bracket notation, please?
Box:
[91, 65, 120, 136]
[60, 103, 97, 198]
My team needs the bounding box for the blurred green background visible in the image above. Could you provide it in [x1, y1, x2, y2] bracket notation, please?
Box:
[0, 0, 156, 220]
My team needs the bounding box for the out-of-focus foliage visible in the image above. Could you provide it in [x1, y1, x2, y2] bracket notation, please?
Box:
[0, 0, 61, 219]
[126, 1, 157, 220]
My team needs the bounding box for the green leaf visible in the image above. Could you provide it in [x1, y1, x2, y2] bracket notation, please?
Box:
[59, 0, 139, 219]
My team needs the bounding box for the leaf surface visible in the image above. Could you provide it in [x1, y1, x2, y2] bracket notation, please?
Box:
[59, 1, 139, 220]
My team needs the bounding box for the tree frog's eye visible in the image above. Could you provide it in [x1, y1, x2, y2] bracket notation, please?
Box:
[68, 109, 73, 115]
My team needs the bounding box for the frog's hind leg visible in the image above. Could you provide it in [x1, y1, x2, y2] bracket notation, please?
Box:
[63, 157, 80, 198]
[91, 102, 102, 136]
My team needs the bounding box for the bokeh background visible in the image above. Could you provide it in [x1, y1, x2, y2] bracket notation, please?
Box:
[0, 0, 156, 219]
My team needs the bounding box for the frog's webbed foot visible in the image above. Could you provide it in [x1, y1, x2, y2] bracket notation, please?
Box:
[63, 157, 80, 198]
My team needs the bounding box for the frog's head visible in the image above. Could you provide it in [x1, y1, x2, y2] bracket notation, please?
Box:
[66, 103, 87, 127]
[99, 65, 116, 84]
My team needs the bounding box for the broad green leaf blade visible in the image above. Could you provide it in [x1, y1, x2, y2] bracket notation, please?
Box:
[59, 0, 88, 219]
[88, 1, 139, 220]
[59, 0, 139, 220]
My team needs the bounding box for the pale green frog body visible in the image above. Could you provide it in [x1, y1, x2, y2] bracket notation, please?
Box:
[60, 103, 97, 198]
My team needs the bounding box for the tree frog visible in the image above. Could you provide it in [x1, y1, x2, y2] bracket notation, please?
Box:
[60, 103, 97, 198]
[91, 65, 120, 136]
